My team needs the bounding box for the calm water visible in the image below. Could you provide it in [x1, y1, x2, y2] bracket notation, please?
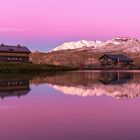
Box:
[0, 71, 140, 140]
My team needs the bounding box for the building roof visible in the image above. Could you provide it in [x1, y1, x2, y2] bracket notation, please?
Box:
[99, 54, 133, 62]
[0, 44, 31, 53]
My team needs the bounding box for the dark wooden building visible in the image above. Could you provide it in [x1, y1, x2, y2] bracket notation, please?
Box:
[0, 43, 31, 63]
[99, 54, 133, 66]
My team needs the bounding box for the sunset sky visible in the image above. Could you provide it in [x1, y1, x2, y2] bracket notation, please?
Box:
[0, 0, 140, 51]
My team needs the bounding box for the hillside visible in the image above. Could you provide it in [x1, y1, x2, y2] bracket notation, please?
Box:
[30, 37, 140, 68]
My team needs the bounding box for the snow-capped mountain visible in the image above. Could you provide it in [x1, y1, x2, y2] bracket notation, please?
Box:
[52, 37, 140, 53]
[52, 40, 103, 51]
[35, 37, 140, 66]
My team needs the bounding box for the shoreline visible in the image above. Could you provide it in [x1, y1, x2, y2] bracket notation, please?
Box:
[0, 63, 75, 73]
[0, 63, 139, 73]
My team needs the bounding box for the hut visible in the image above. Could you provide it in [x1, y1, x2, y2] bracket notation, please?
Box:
[99, 54, 133, 66]
[0, 43, 31, 63]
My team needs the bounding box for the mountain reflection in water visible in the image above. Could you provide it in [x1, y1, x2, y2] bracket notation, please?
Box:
[0, 71, 140, 99]
[1, 72, 140, 140]
[40, 71, 139, 99]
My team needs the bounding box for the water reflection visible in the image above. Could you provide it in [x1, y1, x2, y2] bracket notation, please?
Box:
[0, 78, 30, 99]
[35, 71, 139, 99]
[0, 71, 140, 99]
[99, 72, 133, 85]
[0, 72, 140, 140]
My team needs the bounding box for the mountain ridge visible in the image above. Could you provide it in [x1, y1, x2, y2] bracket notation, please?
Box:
[52, 37, 140, 53]
[31, 37, 140, 67]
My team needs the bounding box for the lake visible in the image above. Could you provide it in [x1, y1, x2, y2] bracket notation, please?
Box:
[0, 71, 140, 140]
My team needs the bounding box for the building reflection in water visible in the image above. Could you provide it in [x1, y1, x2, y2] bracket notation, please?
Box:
[0, 78, 30, 99]
[99, 72, 133, 85]
[0, 72, 136, 99]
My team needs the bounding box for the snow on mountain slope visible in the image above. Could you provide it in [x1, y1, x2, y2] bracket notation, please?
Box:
[52, 37, 140, 53]
[52, 40, 103, 51]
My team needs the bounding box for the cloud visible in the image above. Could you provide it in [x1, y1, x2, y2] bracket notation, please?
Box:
[0, 28, 24, 32]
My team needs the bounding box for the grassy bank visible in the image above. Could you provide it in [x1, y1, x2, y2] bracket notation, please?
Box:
[0, 63, 76, 73]
[1, 63, 140, 73]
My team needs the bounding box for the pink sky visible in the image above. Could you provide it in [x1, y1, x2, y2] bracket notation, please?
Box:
[0, 0, 140, 51]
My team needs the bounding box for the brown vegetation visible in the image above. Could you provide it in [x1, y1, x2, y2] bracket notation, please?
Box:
[30, 50, 140, 70]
